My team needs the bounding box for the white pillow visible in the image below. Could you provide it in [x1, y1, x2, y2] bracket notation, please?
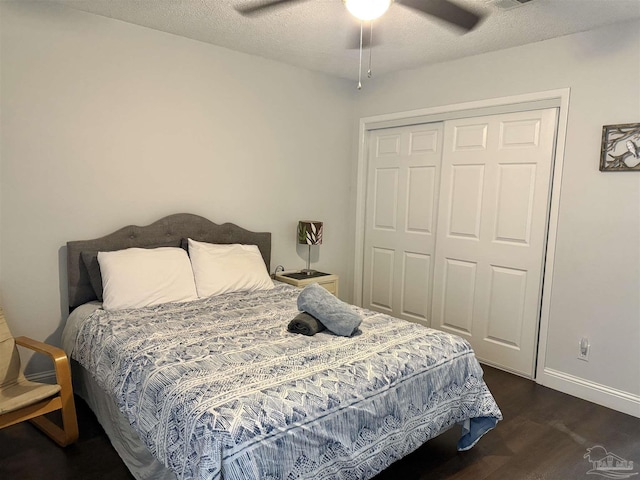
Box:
[187, 239, 274, 298]
[97, 247, 198, 311]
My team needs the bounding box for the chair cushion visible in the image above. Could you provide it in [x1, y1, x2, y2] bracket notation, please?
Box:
[0, 308, 61, 415]
[0, 379, 61, 414]
[0, 308, 23, 388]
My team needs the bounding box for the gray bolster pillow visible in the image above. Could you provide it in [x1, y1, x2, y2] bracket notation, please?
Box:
[297, 283, 362, 337]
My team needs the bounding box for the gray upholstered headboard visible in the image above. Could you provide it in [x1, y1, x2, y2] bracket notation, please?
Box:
[66, 213, 271, 310]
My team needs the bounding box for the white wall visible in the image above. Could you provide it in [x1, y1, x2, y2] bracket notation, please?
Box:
[353, 20, 640, 415]
[0, 2, 355, 375]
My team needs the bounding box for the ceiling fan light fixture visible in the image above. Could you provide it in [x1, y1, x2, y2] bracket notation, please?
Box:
[344, 0, 392, 21]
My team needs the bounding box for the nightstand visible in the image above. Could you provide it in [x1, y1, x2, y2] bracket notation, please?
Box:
[275, 271, 339, 296]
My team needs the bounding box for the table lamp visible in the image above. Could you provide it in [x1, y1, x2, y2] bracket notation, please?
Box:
[297, 220, 323, 275]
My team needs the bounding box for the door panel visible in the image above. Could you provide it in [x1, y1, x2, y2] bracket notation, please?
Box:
[448, 164, 484, 239]
[406, 166, 436, 234]
[440, 258, 477, 335]
[432, 108, 558, 376]
[372, 168, 399, 230]
[363, 123, 444, 324]
[401, 252, 431, 322]
[370, 247, 394, 312]
[485, 265, 527, 347]
[494, 164, 536, 244]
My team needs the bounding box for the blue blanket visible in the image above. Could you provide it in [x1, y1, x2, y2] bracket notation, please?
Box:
[297, 283, 361, 336]
[72, 284, 502, 480]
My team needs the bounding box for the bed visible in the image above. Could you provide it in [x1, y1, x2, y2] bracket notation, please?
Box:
[61, 213, 502, 480]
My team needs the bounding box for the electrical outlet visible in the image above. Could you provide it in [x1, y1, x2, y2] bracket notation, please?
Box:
[578, 337, 590, 361]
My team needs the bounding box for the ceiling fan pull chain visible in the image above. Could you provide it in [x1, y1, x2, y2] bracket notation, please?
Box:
[368, 21, 373, 78]
[358, 21, 363, 90]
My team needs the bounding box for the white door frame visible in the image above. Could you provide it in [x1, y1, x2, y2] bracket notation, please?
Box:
[353, 88, 571, 379]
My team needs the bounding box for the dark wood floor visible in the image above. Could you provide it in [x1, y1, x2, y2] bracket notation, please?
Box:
[1, 366, 638, 479]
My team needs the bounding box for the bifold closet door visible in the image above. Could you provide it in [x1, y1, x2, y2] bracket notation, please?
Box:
[362, 123, 444, 324]
[431, 108, 558, 376]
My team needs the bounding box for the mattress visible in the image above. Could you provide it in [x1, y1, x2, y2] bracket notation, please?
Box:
[63, 283, 501, 480]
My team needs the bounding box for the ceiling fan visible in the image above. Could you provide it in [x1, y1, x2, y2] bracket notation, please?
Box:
[235, 0, 484, 88]
[236, 0, 483, 31]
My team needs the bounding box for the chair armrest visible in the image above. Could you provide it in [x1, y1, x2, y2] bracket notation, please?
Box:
[15, 336, 73, 389]
[14, 336, 79, 446]
[15, 336, 68, 363]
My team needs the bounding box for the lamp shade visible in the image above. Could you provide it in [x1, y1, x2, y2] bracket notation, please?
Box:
[297, 221, 323, 246]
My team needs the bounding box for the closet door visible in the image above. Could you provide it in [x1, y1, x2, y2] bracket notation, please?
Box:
[431, 108, 558, 376]
[362, 123, 444, 324]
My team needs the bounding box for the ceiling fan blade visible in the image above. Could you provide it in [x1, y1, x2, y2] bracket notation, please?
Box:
[398, 0, 483, 31]
[235, 0, 307, 16]
[347, 23, 383, 49]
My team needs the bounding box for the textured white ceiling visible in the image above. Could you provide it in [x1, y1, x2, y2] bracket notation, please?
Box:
[50, 0, 640, 80]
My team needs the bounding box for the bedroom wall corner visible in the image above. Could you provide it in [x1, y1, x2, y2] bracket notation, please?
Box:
[0, 1, 357, 377]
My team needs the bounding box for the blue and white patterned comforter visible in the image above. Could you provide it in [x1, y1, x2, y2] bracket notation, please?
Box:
[71, 284, 501, 480]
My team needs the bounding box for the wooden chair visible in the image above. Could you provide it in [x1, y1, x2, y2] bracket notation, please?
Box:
[0, 307, 78, 446]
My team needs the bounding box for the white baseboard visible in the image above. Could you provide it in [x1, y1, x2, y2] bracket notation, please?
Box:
[25, 369, 57, 385]
[539, 368, 640, 418]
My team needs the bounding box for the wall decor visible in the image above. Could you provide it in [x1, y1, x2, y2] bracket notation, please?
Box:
[600, 122, 640, 171]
